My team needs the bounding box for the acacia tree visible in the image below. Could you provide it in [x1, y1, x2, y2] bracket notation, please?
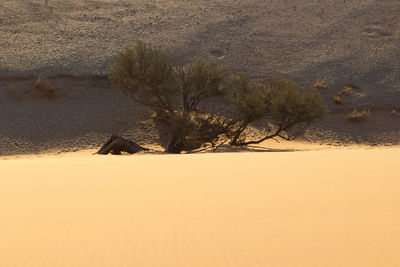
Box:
[109, 41, 326, 153]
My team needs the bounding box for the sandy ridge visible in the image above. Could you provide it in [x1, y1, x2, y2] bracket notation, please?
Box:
[1, 149, 400, 266]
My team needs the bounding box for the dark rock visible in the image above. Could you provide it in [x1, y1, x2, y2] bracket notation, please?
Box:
[96, 134, 149, 155]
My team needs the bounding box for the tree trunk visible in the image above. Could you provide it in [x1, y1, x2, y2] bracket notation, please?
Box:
[165, 133, 184, 154]
[230, 121, 249, 145]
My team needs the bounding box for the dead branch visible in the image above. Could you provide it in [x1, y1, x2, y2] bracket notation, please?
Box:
[97, 135, 149, 155]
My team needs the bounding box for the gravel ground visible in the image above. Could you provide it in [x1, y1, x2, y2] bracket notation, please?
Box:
[1, 0, 399, 155]
[1, 0, 400, 104]
[0, 76, 162, 155]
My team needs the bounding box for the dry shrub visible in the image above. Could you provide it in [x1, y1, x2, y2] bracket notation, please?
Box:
[7, 77, 60, 100]
[314, 80, 327, 89]
[333, 96, 342, 104]
[33, 77, 57, 98]
[165, 112, 233, 153]
[339, 86, 353, 95]
[347, 109, 370, 123]
[228, 76, 326, 145]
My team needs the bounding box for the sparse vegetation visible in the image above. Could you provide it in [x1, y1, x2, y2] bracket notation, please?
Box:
[7, 77, 58, 100]
[314, 80, 327, 89]
[333, 96, 342, 104]
[228, 76, 326, 145]
[339, 86, 353, 95]
[109, 41, 230, 153]
[33, 77, 57, 98]
[347, 109, 370, 123]
[109, 41, 327, 153]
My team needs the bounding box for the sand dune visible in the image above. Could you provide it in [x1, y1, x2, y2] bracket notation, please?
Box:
[1, 149, 399, 266]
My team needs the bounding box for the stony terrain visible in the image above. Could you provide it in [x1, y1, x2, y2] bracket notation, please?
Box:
[0, 0, 399, 155]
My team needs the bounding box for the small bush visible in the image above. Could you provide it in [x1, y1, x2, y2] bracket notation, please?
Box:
[339, 86, 353, 95]
[8, 78, 58, 100]
[333, 96, 342, 104]
[33, 77, 57, 98]
[347, 109, 370, 123]
[314, 80, 327, 89]
[269, 80, 326, 130]
[228, 76, 326, 145]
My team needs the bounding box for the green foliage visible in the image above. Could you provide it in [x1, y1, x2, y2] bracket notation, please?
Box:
[228, 75, 269, 122]
[109, 41, 229, 153]
[179, 61, 226, 113]
[109, 41, 226, 116]
[268, 79, 326, 126]
[189, 61, 225, 96]
[228, 76, 326, 145]
[109, 41, 177, 112]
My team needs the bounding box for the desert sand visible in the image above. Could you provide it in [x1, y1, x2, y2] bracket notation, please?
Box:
[1, 148, 400, 267]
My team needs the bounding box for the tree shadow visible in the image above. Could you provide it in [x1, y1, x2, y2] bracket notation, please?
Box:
[188, 144, 298, 154]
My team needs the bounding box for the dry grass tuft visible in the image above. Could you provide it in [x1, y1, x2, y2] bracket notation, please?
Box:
[339, 86, 353, 95]
[33, 77, 57, 98]
[8, 77, 60, 100]
[347, 109, 370, 123]
[314, 80, 328, 89]
[332, 96, 342, 104]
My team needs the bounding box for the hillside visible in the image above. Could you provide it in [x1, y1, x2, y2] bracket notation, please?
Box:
[0, 0, 399, 155]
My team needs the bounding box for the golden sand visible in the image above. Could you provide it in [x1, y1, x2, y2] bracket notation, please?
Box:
[1, 149, 399, 266]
